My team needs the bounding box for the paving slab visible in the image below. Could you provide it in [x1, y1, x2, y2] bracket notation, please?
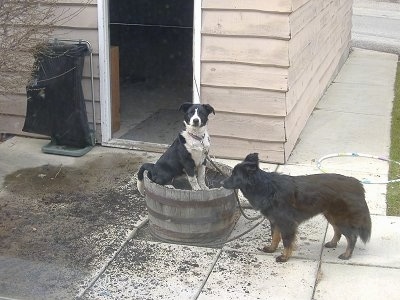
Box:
[0, 256, 87, 299]
[223, 211, 327, 262]
[0, 226, 132, 300]
[316, 82, 393, 116]
[322, 215, 400, 268]
[278, 159, 388, 179]
[335, 49, 398, 86]
[288, 49, 395, 166]
[288, 109, 391, 164]
[314, 263, 400, 300]
[0, 137, 76, 186]
[81, 240, 220, 299]
[197, 250, 319, 300]
[363, 184, 388, 216]
[316, 155, 389, 176]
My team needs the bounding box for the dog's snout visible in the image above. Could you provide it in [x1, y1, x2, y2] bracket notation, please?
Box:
[220, 178, 229, 188]
[192, 118, 200, 126]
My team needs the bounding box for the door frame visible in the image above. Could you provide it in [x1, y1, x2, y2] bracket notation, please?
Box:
[97, 0, 202, 144]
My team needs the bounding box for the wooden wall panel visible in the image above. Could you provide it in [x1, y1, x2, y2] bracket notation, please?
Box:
[209, 136, 285, 164]
[51, 28, 100, 54]
[291, 0, 312, 11]
[202, 62, 288, 91]
[84, 100, 101, 123]
[200, 0, 352, 163]
[202, 10, 290, 38]
[0, 77, 99, 102]
[0, 113, 101, 142]
[202, 36, 289, 67]
[58, 0, 97, 4]
[202, 86, 286, 117]
[286, 0, 352, 113]
[0, 115, 43, 138]
[208, 112, 286, 142]
[53, 5, 98, 28]
[289, 0, 318, 37]
[82, 55, 100, 78]
[0, 94, 27, 116]
[82, 78, 100, 101]
[202, 0, 293, 13]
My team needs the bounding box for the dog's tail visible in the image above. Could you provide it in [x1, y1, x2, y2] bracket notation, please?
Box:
[137, 163, 154, 196]
[359, 214, 372, 244]
[358, 208, 372, 244]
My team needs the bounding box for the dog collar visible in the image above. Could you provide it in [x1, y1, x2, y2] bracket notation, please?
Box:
[188, 132, 205, 142]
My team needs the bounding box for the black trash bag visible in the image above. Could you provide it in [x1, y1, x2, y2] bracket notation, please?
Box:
[23, 43, 92, 148]
[23, 84, 51, 136]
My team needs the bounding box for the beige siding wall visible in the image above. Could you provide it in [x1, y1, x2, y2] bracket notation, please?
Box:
[0, 0, 100, 141]
[202, 1, 293, 163]
[203, 0, 352, 163]
[202, 0, 310, 13]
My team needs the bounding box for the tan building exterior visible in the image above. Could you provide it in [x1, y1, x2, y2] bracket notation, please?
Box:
[0, 0, 353, 163]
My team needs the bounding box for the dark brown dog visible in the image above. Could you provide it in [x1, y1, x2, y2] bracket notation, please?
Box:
[222, 153, 372, 262]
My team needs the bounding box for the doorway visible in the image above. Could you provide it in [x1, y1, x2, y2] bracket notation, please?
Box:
[108, 0, 196, 145]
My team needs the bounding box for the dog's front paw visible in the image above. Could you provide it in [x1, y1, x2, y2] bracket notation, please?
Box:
[324, 241, 338, 248]
[338, 253, 351, 260]
[275, 254, 289, 263]
[259, 246, 276, 253]
[137, 179, 145, 196]
[199, 183, 209, 190]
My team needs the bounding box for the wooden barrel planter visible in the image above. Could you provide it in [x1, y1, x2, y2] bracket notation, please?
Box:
[143, 162, 239, 245]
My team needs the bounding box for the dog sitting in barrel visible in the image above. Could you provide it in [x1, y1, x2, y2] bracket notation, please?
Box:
[137, 102, 215, 196]
[221, 153, 371, 262]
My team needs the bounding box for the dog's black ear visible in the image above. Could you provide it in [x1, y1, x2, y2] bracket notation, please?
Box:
[203, 104, 215, 115]
[244, 153, 259, 163]
[179, 102, 192, 113]
[243, 153, 259, 173]
[243, 161, 258, 173]
[178, 102, 193, 113]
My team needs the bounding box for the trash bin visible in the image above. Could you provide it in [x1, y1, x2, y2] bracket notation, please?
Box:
[23, 42, 94, 156]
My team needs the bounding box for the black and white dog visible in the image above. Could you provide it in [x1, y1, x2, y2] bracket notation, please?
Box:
[137, 102, 215, 196]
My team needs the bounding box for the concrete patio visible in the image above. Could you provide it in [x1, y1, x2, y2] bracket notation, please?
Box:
[0, 48, 399, 300]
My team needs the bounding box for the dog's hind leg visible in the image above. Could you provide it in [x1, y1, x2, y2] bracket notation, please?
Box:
[339, 233, 357, 260]
[325, 224, 342, 248]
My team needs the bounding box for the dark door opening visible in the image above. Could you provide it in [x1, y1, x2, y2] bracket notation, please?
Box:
[109, 0, 194, 145]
